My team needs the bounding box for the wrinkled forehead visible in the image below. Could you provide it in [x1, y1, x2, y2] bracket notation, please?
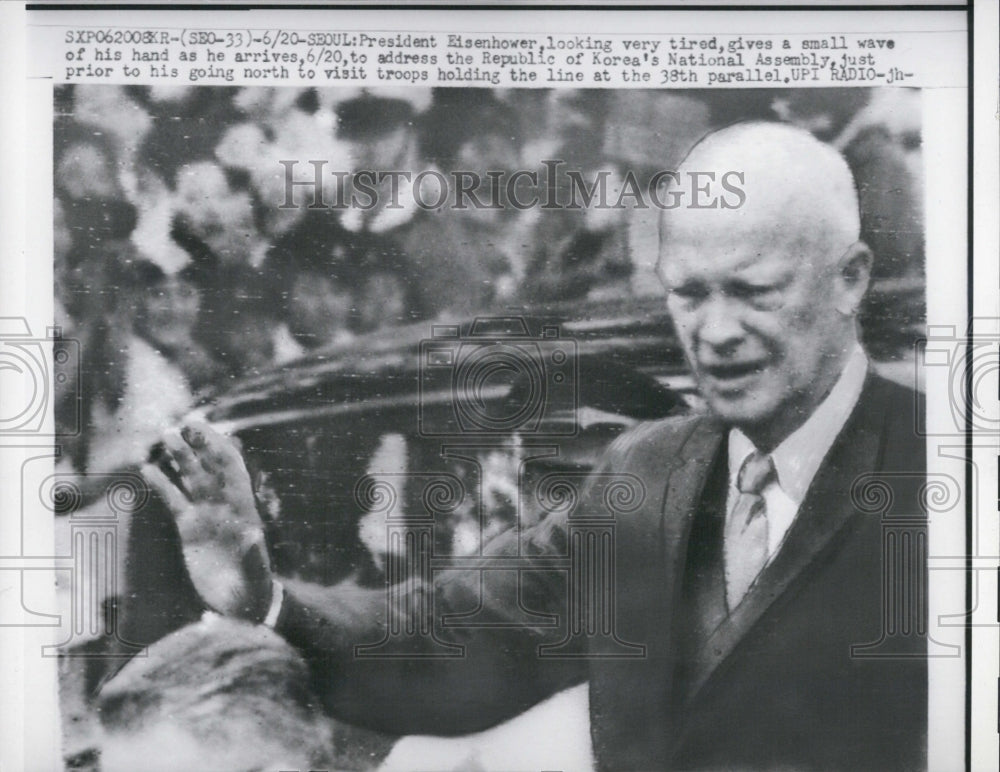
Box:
[657, 228, 808, 289]
[659, 123, 860, 259]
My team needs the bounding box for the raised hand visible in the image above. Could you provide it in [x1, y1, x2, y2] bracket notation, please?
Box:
[141, 421, 274, 621]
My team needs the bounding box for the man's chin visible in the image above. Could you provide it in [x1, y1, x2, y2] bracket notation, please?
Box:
[702, 390, 778, 430]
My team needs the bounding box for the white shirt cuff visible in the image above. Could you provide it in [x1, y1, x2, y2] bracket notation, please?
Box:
[262, 579, 284, 628]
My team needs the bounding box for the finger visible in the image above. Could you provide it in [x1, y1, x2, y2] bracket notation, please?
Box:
[180, 422, 208, 450]
[181, 421, 235, 473]
[181, 419, 231, 453]
[194, 422, 243, 467]
[162, 426, 200, 479]
[147, 441, 192, 499]
[141, 463, 192, 513]
[172, 422, 257, 516]
[161, 425, 187, 454]
[167, 427, 223, 500]
[191, 425, 250, 486]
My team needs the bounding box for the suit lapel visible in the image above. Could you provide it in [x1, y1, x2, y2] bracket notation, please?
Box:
[611, 415, 725, 650]
[681, 373, 888, 707]
[587, 416, 724, 768]
[660, 419, 727, 600]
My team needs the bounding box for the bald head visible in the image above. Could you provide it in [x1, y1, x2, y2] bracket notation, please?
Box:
[662, 121, 861, 267]
[656, 121, 872, 450]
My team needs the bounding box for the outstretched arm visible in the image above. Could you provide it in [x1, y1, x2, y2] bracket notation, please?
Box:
[273, 535, 583, 734]
[142, 422, 585, 735]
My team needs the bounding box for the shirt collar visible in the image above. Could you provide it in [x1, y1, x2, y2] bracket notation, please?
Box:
[728, 345, 869, 506]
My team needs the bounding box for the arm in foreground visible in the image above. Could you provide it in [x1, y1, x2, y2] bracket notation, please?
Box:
[274, 520, 583, 735]
[142, 422, 585, 736]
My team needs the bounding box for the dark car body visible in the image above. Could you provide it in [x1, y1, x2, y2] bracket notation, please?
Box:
[197, 279, 921, 586]
[199, 295, 686, 585]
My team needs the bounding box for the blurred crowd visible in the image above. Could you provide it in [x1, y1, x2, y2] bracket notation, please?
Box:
[53, 84, 924, 472]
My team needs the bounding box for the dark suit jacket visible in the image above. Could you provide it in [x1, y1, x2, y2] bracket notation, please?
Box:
[277, 372, 927, 771]
[586, 371, 927, 770]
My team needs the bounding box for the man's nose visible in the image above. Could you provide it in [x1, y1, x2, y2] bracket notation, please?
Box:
[695, 295, 746, 353]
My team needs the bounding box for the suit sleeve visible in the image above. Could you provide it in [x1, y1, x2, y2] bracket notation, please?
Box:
[271, 455, 634, 735]
[269, 422, 666, 736]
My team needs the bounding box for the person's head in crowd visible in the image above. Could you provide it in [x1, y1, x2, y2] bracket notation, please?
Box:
[657, 121, 872, 452]
[335, 93, 425, 234]
[172, 161, 259, 267]
[137, 86, 244, 191]
[337, 93, 418, 174]
[55, 128, 139, 256]
[55, 133, 140, 336]
[132, 261, 203, 353]
[419, 90, 522, 218]
[56, 135, 120, 202]
[535, 90, 607, 163]
[286, 268, 355, 349]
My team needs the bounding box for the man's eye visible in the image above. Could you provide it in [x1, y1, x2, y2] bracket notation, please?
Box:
[730, 284, 780, 305]
[670, 285, 708, 303]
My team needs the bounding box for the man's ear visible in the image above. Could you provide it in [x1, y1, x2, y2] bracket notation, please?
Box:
[835, 241, 873, 316]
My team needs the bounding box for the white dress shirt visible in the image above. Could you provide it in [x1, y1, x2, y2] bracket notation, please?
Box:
[726, 346, 869, 565]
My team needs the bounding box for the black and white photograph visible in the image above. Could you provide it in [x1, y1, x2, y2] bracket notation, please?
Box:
[1, 4, 994, 772]
[50, 81, 933, 771]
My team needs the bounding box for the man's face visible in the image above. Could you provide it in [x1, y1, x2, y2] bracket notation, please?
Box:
[658, 226, 848, 436]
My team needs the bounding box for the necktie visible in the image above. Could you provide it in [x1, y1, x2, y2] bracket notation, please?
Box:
[724, 451, 776, 610]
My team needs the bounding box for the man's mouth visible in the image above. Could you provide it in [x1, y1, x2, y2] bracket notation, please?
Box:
[700, 361, 767, 385]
